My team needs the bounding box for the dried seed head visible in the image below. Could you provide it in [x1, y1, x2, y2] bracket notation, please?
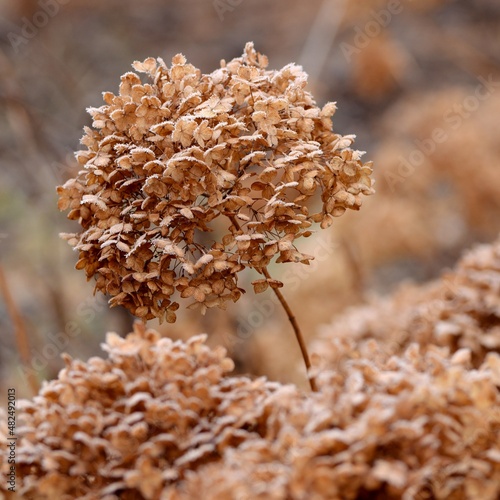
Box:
[57, 42, 373, 322]
[315, 235, 500, 368]
[2, 323, 499, 499]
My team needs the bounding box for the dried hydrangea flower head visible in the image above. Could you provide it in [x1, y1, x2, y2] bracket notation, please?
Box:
[3, 323, 499, 498]
[314, 235, 500, 368]
[57, 42, 373, 324]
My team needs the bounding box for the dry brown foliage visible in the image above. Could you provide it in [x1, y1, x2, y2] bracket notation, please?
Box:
[180, 344, 500, 500]
[3, 7, 499, 498]
[314, 235, 500, 368]
[57, 42, 373, 323]
[0, 323, 273, 499]
[1, 318, 499, 499]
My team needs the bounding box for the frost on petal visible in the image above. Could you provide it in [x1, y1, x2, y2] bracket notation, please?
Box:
[56, 43, 373, 322]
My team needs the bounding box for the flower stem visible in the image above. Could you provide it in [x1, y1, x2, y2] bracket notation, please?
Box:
[228, 215, 317, 391]
[261, 267, 317, 392]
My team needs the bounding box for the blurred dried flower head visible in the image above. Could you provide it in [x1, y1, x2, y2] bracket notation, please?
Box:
[2, 323, 499, 499]
[0, 322, 274, 499]
[315, 235, 500, 368]
[57, 42, 373, 322]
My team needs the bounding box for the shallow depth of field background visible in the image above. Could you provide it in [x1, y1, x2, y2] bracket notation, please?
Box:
[1, 0, 499, 397]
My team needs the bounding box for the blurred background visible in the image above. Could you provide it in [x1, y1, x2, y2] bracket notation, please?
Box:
[1, 0, 499, 397]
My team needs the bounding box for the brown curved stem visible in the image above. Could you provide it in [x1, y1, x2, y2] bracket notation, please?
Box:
[261, 267, 317, 392]
[228, 215, 317, 392]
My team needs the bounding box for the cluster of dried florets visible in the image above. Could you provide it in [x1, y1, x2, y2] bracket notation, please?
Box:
[179, 343, 500, 500]
[314, 235, 500, 368]
[0, 323, 274, 499]
[57, 42, 373, 322]
[1, 322, 499, 499]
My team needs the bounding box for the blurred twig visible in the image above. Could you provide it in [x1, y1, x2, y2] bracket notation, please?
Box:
[340, 237, 366, 302]
[299, 0, 346, 84]
[0, 47, 74, 194]
[0, 264, 39, 395]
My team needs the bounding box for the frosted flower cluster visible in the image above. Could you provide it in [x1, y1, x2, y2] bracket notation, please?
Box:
[315, 235, 500, 367]
[1, 322, 498, 499]
[57, 42, 373, 322]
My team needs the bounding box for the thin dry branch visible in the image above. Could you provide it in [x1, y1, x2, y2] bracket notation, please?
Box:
[261, 266, 317, 391]
[229, 214, 316, 391]
[0, 265, 38, 395]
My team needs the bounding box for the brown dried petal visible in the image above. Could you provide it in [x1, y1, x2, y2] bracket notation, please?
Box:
[57, 42, 373, 322]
